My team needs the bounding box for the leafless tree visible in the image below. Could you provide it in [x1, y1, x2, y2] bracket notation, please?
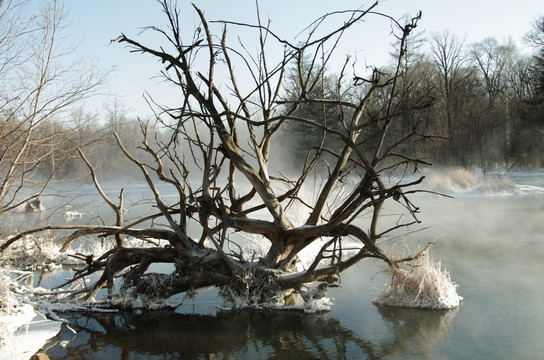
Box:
[0, 0, 106, 215]
[524, 16, 544, 49]
[469, 38, 516, 168]
[430, 31, 472, 159]
[2, 1, 438, 307]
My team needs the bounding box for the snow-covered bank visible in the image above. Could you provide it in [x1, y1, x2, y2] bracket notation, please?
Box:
[0, 304, 61, 360]
[0, 273, 61, 360]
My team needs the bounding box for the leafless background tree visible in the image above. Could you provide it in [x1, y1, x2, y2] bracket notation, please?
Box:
[0, 0, 105, 217]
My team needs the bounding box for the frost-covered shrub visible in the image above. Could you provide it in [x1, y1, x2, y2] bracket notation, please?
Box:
[374, 252, 462, 309]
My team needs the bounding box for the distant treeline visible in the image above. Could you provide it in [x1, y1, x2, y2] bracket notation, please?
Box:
[3, 20, 544, 184]
[282, 21, 544, 171]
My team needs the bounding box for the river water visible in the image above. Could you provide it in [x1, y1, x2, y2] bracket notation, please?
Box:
[15, 170, 544, 359]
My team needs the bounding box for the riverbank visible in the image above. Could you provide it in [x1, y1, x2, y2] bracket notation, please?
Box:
[0, 303, 61, 360]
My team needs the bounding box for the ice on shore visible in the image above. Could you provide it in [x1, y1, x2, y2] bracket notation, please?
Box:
[0, 304, 61, 360]
[1, 273, 62, 359]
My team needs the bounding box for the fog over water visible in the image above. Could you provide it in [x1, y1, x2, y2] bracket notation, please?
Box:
[5, 169, 544, 359]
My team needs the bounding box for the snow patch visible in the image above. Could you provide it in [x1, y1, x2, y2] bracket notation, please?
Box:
[0, 306, 61, 360]
[304, 296, 335, 313]
[63, 210, 84, 219]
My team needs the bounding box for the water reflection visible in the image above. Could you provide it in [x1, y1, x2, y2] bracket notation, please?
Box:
[374, 305, 457, 359]
[44, 304, 457, 359]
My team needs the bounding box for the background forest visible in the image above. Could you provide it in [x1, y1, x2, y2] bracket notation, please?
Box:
[2, 6, 544, 188]
[278, 24, 544, 173]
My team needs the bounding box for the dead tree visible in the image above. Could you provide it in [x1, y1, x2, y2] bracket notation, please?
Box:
[4, 1, 438, 307]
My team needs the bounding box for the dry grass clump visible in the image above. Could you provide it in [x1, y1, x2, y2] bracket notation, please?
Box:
[448, 168, 478, 190]
[425, 168, 478, 194]
[374, 252, 462, 309]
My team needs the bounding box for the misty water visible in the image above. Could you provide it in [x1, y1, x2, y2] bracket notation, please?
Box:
[11, 170, 544, 359]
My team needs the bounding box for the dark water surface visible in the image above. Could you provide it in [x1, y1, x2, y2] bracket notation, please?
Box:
[19, 179, 543, 359]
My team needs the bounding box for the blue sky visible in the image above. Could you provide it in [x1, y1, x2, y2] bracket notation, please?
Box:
[61, 0, 543, 118]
